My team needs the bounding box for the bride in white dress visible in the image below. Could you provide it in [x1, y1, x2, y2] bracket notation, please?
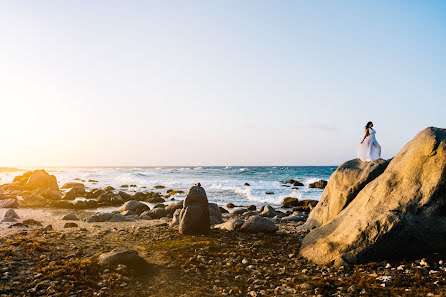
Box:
[357, 121, 381, 162]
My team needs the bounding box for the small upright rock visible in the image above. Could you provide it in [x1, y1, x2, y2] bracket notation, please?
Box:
[179, 183, 210, 235]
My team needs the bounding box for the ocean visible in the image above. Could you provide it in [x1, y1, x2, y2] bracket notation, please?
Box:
[0, 166, 336, 207]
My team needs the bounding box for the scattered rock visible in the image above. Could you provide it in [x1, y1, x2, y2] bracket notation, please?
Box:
[240, 216, 278, 233]
[165, 200, 183, 215]
[104, 186, 115, 191]
[244, 183, 250, 186]
[308, 179, 328, 189]
[149, 207, 167, 219]
[247, 205, 256, 211]
[120, 200, 150, 215]
[260, 205, 279, 218]
[63, 186, 86, 200]
[209, 203, 224, 225]
[98, 249, 149, 271]
[154, 185, 165, 189]
[61, 213, 79, 221]
[226, 203, 235, 208]
[4, 209, 20, 219]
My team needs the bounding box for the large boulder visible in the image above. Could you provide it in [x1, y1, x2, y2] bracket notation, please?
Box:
[301, 158, 389, 229]
[63, 186, 86, 200]
[300, 127, 446, 265]
[24, 170, 59, 190]
[179, 183, 210, 235]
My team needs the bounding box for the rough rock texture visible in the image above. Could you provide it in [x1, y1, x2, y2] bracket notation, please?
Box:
[209, 203, 224, 225]
[300, 127, 446, 265]
[260, 205, 279, 218]
[301, 158, 389, 229]
[24, 170, 59, 190]
[179, 183, 210, 235]
[98, 249, 149, 271]
[240, 216, 278, 233]
[61, 182, 84, 189]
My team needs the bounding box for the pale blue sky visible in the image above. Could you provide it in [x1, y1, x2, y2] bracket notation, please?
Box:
[0, 1, 445, 166]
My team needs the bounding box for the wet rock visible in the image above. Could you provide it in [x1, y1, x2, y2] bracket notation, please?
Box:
[4, 209, 20, 219]
[88, 179, 98, 183]
[120, 200, 150, 215]
[247, 205, 256, 211]
[98, 249, 149, 271]
[120, 185, 129, 188]
[281, 197, 299, 208]
[61, 182, 85, 189]
[226, 203, 235, 208]
[308, 179, 328, 189]
[179, 183, 210, 235]
[244, 183, 250, 186]
[0, 199, 19, 208]
[154, 185, 165, 189]
[118, 191, 131, 201]
[61, 213, 79, 221]
[104, 186, 115, 191]
[240, 216, 278, 233]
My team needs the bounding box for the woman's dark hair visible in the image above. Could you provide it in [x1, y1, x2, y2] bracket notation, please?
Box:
[365, 121, 373, 129]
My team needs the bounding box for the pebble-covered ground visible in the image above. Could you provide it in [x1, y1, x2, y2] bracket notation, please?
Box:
[0, 216, 445, 297]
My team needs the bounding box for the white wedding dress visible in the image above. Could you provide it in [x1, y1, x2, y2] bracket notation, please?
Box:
[357, 128, 381, 162]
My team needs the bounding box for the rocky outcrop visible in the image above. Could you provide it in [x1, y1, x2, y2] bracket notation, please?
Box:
[301, 158, 389, 229]
[300, 127, 446, 265]
[179, 183, 210, 235]
[23, 170, 59, 190]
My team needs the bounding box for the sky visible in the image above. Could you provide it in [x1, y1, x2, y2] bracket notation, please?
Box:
[0, 0, 445, 166]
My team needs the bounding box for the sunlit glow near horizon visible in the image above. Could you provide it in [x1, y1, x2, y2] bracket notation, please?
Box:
[0, 1, 445, 166]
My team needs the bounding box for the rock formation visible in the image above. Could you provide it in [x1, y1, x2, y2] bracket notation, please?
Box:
[300, 127, 446, 265]
[301, 158, 389, 229]
[179, 183, 210, 235]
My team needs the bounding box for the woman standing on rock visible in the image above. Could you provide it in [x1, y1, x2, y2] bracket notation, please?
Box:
[357, 121, 381, 161]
